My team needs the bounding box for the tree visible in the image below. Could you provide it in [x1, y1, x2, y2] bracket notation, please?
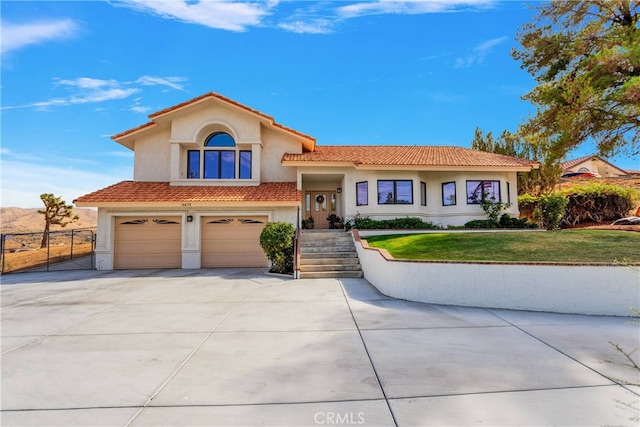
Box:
[513, 1, 640, 160]
[38, 193, 79, 248]
[471, 127, 562, 194]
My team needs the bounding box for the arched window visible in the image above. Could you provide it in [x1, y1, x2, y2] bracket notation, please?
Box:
[187, 132, 252, 180]
[205, 132, 236, 147]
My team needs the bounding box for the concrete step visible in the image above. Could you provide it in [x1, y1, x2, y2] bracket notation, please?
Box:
[301, 240, 354, 247]
[300, 257, 361, 265]
[299, 271, 364, 279]
[300, 252, 359, 259]
[300, 246, 356, 253]
[299, 264, 361, 272]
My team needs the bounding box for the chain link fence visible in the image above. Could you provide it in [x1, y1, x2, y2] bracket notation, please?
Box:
[1, 228, 95, 274]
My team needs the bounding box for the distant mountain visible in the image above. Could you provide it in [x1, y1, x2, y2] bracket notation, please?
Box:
[0, 207, 97, 234]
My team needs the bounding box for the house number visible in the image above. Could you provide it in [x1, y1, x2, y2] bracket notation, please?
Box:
[181, 203, 192, 207]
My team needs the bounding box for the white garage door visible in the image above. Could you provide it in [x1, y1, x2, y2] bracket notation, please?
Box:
[202, 216, 268, 268]
[114, 216, 182, 269]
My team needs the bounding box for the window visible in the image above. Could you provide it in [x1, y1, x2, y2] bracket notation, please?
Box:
[420, 181, 427, 206]
[187, 132, 252, 180]
[205, 132, 235, 147]
[466, 180, 500, 204]
[187, 150, 200, 179]
[239, 151, 252, 179]
[356, 181, 368, 206]
[442, 182, 456, 206]
[378, 180, 413, 205]
[507, 182, 511, 205]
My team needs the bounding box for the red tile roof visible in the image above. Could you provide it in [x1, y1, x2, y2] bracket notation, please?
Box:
[112, 92, 315, 144]
[74, 181, 301, 206]
[561, 154, 595, 171]
[561, 154, 629, 174]
[282, 145, 538, 168]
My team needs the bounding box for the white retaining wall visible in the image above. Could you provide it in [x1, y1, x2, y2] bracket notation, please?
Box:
[354, 232, 639, 316]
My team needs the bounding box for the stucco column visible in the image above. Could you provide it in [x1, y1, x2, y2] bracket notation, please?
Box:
[170, 143, 181, 181]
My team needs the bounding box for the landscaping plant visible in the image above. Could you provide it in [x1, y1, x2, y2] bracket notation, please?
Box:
[560, 183, 639, 226]
[259, 222, 294, 274]
[534, 192, 569, 230]
[353, 216, 439, 230]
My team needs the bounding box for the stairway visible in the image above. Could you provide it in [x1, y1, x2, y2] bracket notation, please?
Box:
[298, 230, 363, 279]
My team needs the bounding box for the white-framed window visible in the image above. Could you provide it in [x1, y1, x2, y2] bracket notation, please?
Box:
[187, 132, 252, 180]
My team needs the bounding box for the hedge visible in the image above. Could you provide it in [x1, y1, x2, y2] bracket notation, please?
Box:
[519, 183, 639, 228]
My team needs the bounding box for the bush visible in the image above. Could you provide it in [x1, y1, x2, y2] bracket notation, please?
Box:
[518, 193, 537, 219]
[560, 183, 639, 226]
[534, 192, 569, 230]
[480, 198, 510, 227]
[464, 219, 496, 229]
[463, 215, 537, 229]
[259, 222, 295, 274]
[353, 217, 439, 230]
[499, 214, 538, 229]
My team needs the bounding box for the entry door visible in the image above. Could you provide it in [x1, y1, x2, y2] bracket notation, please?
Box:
[304, 191, 337, 229]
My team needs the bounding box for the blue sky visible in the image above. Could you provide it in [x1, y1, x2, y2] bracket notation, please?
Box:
[2, 0, 638, 208]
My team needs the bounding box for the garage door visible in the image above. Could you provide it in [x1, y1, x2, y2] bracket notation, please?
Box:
[114, 216, 182, 269]
[202, 216, 268, 268]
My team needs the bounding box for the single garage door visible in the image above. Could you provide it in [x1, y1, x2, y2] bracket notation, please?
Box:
[114, 216, 182, 269]
[202, 216, 268, 268]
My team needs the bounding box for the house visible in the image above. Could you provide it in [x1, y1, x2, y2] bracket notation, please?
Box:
[75, 92, 538, 270]
[561, 154, 630, 178]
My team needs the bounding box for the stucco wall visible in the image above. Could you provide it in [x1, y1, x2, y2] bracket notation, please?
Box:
[355, 234, 639, 316]
[134, 128, 172, 181]
[300, 167, 520, 227]
[261, 126, 300, 183]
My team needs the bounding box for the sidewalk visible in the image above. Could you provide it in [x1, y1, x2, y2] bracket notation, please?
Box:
[1, 269, 638, 426]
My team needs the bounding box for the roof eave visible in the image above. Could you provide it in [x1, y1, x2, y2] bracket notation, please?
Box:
[74, 200, 301, 208]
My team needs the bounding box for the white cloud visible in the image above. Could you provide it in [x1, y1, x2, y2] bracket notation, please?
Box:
[454, 36, 507, 68]
[337, 0, 494, 19]
[0, 19, 80, 54]
[1, 75, 188, 111]
[136, 76, 187, 92]
[278, 19, 333, 34]
[117, 0, 276, 31]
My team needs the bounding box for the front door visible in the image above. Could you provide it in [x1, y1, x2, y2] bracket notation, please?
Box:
[304, 191, 337, 229]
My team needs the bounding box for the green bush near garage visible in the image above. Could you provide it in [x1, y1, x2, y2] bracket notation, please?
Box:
[259, 222, 295, 274]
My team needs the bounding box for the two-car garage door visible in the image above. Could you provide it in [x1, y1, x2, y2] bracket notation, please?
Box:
[114, 215, 268, 269]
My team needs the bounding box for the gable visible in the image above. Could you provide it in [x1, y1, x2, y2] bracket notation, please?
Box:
[112, 92, 315, 151]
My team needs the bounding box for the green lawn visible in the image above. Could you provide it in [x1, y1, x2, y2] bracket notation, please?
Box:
[364, 230, 640, 263]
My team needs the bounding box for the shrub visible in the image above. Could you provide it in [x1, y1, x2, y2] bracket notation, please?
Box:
[353, 217, 439, 230]
[480, 198, 510, 227]
[499, 213, 538, 229]
[259, 222, 295, 274]
[464, 219, 495, 229]
[560, 183, 639, 226]
[534, 192, 569, 230]
[518, 193, 537, 219]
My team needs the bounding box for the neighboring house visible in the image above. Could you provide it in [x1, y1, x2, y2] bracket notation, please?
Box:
[561, 154, 630, 178]
[75, 92, 538, 270]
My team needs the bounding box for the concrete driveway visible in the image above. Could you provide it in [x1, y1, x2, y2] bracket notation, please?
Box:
[1, 269, 638, 426]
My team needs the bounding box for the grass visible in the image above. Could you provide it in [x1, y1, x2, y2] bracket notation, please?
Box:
[365, 230, 640, 263]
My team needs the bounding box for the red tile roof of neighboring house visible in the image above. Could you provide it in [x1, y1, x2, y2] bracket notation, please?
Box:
[282, 145, 538, 168]
[74, 181, 301, 205]
[112, 92, 316, 144]
[561, 154, 596, 171]
[561, 154, 630, 175]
